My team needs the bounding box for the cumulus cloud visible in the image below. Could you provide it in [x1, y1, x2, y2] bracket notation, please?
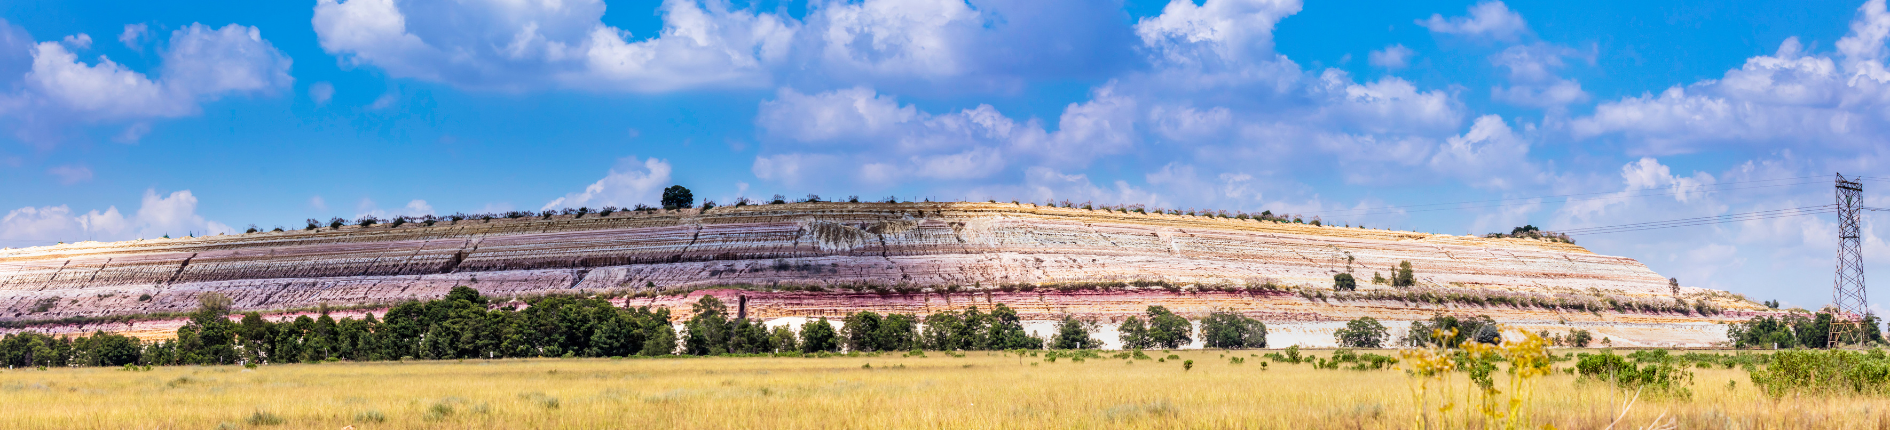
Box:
[544, 156, 673, 209]
[0, 22, 292, 143]
[0, 189, 232, 247]
[1418, 1, 1529, 42]
[1368, 44, 1414, 69]
[312, 0, 792, 92]
[1427, 115, 1536, 189]
[751, 84, 1137, 187]
[311, 0, 1134, 93]
[1572, 0, 1890, 155]
[118, 24, 148, 49]
[1133, 0, 1303, 73]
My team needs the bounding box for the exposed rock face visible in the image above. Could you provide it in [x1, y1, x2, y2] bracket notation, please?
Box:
[0, 202, 1760, 346]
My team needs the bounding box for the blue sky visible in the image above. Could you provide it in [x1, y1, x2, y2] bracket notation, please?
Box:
[3, 0, 1889, 312]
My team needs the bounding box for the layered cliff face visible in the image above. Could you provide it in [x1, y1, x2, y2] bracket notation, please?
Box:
[0, 202, 1761, 346]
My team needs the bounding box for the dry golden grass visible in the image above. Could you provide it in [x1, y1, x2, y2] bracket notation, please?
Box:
[1, 350, 1886, 429]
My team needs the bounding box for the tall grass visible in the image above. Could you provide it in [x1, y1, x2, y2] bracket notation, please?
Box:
[0, 350, 1885, 429]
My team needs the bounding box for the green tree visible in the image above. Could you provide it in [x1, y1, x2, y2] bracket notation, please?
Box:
[179, 292, 239, 364]
[842, 311, 883, 352]
[1050, 315, 1102, 349]
[984, 304, 1041, 350]
[1333, 273, 1357, 291]
[1199, 310, 1266, 349]
[1334, 316, 1388, 348]
[922, 311, 967, 350]
[661, 185, 695, 210]
[1393, 261, 1416, 287]
[684, 296, 731, 355]
[1144, 306, 1194, 349]
[800, 318, 840, 353]
[639, 308, 678, 356]
[876, 313, 920, 352]
[769, 325, 800, 353]
[1117, 316, 1152, 350]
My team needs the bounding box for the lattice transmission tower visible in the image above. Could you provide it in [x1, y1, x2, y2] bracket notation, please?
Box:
[1832, 173, 1867, 347]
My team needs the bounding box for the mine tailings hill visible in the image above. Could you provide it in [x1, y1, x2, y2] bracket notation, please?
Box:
[0, 202, 1764, 347]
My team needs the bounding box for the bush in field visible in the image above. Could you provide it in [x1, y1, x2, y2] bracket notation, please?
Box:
[1566, 329, 1593, 348]
[1575, 351, 1695, 398]
[1199, 310, 1266, 349]
[1334, 316, 1388, 348]
[1402, 313, 1498, 348]
[1749, 349, 1890, 397]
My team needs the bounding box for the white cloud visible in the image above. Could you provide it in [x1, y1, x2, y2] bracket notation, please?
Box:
[309, 81, 335, 106]
[807, 0, 980, 78]
[61, 34, 92, 50]
[1572, 0, 1890, 155]
[1418, 1, 1529, 42]
[1368, 44, 1414, 69]
[313, 0, 791, 92]
[544, 156, 673, 209]
[47, 164, 92, 184]
[113, 122, 151, 143]
[1492, 78, 1589, 108]
[0, 189, 234, 246]
[309, 196, 328, 211]
[1426, 115, 1535, 189]
[1, 22, 292, 143]
[118, 24, 148, 49]
[1134, 0, 1303, 71]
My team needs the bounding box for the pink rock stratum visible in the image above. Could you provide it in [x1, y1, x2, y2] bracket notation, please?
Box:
[0, 202, 1765, 347]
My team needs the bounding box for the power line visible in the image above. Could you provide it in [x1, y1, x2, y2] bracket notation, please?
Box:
[1305, 175, 1824, 216]
[1555, 205, 1838, 235]
[1313, 178, 1827, 218]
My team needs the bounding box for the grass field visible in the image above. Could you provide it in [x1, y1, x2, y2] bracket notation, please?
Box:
[1, 349, 1884, 429]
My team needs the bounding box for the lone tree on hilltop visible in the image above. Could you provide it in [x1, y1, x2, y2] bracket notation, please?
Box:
[662, 185, 694, 210]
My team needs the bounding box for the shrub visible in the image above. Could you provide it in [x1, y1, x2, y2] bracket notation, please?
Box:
[1575, 351, 1694, 398]
[1749, 349, 1890, 397]
[1334, 316, 1388, 348]
[1566, 329, 1593, 348]
[1333, 273, 1357, 291]
[1392, 261, 1416, 287]
[245, 411, 285, 426]
[328, 217, 347, 229]
[662, 185, 694, 210]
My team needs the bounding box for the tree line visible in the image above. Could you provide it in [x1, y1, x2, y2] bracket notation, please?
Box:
[1, 289, 1293, 368]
